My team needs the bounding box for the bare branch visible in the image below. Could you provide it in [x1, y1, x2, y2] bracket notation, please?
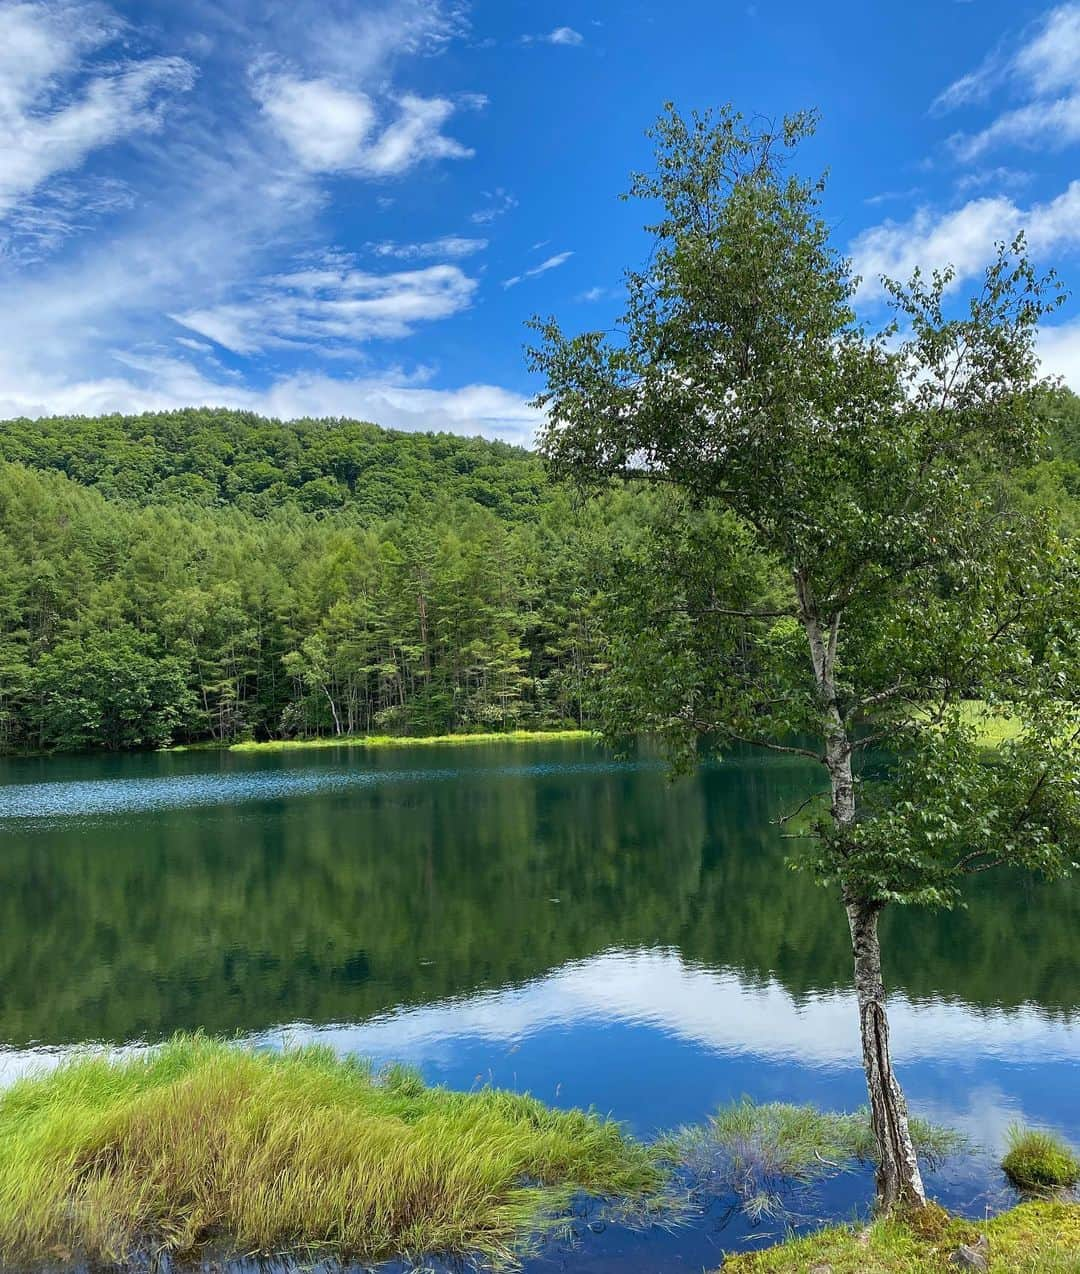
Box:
[773, 790, 829, 825]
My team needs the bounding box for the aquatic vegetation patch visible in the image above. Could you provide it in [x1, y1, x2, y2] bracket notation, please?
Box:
[720, 1199, 1080, 1272]
[1002, 1124, 1080, 1192]
[0, 1035, 663, 1269]
[664, 1099, 964, 1221]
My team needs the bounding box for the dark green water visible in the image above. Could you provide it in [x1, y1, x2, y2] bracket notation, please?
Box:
[1, 740, 1078, 1267]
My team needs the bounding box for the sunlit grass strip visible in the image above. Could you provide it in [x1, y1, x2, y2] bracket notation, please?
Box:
[662, 1099, 965, 1221]
[0, 1036, 662, 1269]
[956, 700, 1023, 749]
[721, 1200, 1080, 1272]
[221, 729, 598, 753]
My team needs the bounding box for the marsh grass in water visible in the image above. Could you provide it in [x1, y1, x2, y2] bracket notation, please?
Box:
[663, 1099, 964, 1222]
[0, 1036, 663, 1269]
[1002, 1125, 1080, 1193]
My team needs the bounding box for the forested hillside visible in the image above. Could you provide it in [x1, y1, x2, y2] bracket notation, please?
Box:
[0, 409, 546, 521]
[0, 409, 655, 751]
[0, 400, 1076, 754]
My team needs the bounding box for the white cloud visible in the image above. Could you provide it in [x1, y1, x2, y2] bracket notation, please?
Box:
[953, 166, 1032, 194]
[953, 97, 1080, 162]
[0, 351, 542, 446]
[0, 0, 528, 447]
[503, 250, 573, 289]
[546, 26, 584, 46]
[1038, 317, 1080, 388]
[254, 73, 472, 176]
[1013, 2, 1080, 94]
[470, 188, 517, 224]
[851, 181, 1080, 301]
[523, 26, 585, 46]
[0, 176, 135, 264]
[0, 2, 194, 216]
[938, 4, 1080, 159]
[359, 92, 472, 175]
[173, 260, 478, 353]
[369, 236, 487, 260]
[255, 76, 377, 171]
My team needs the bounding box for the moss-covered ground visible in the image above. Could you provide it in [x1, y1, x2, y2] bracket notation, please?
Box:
[722, 1200, 1080, 1272]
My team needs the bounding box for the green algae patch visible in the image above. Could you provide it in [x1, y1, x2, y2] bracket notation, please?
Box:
[0, 1036, 662, 1269]
[721, 1200, 1080, 1272]
[222, 729, 598, 753]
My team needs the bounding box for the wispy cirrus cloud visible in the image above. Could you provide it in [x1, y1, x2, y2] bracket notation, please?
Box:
[172, 258, 478, 354]
[503, 250, 572, 289]
[0, 0, 538, 442]
[0, 1, 194, 217]
[936, 3, 1080, 160]
[368, 236, 488, 259]
[470, 188, 518, 224]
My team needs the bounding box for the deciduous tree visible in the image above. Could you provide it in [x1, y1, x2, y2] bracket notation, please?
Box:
[529, 104, 1080, 1211]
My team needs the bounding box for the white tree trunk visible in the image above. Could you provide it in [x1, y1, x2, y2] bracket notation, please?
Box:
[846, 896, 927, 1210]
[798, 575, 927, 1211]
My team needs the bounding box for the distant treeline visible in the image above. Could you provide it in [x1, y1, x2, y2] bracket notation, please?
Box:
[0, 400, 1076, 753]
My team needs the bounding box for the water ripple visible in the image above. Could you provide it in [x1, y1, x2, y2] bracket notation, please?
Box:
[0, 757, 662, 820]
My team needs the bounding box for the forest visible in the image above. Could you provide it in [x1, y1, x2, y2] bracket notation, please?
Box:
[0, 399, 1077, 754]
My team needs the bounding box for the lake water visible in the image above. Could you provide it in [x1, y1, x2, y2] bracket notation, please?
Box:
[1, 740, 1078, 1270]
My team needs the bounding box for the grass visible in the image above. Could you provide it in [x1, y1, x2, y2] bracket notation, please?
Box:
[0, 1035, 662, 1269]
[212, 728, 597, 754]
[721, 1200, 1080, 1272]
[958, 700, 1024, 748]
[1002, 1125, 1080, 1192]
[662, 1100, 964, 1222]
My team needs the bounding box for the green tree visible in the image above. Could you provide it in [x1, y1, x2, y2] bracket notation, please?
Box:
[529, 104, 1080, 1210]
[28, 628, 194, 751]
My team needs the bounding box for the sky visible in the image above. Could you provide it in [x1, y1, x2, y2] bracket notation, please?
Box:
[1, 0, 1080, 446]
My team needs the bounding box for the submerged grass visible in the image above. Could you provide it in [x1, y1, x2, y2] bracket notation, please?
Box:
[219, 729, 597, 754]
[721, 1200, 1080, 1272]
[664, 1100, 965, 1222]
[0, 1035, 662, 1269]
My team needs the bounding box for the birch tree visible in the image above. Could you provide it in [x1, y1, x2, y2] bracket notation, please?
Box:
[529, 104, 1080, 1211]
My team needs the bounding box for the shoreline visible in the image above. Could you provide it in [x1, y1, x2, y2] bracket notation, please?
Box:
[171, 728, 599, 754]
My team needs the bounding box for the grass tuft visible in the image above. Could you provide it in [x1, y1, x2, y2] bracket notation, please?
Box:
[0, 1035, 663, 1268]
[1002, 1125, 1080, 1192]
[663, 1099, 964, 1221]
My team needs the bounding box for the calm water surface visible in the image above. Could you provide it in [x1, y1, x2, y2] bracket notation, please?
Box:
[1, 741, 1078, 1269]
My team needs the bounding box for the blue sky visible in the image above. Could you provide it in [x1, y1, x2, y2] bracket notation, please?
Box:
[1, 0, 1079, 445]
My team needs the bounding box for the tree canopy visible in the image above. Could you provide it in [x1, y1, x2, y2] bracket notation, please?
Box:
[529, 102, 1080, 1209]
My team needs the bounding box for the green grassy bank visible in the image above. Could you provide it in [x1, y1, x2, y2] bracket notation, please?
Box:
[0, 1036, 659, 1268]
[722, 1200, 1080, 1272]
[169, 728, 597, 754]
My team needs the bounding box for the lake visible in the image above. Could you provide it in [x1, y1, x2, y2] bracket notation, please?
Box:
[1, 739, 1078, 1270]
